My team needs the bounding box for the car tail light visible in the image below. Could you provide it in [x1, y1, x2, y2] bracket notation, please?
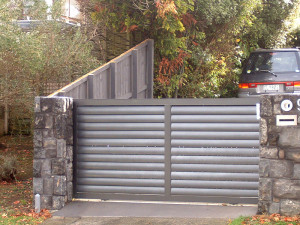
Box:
[239, 83, 249, 88]
[294, 81, 300, 87]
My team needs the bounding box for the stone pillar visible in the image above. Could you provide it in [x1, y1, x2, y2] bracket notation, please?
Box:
[259, 94, 300, 216]
[33, 97, 73, 210]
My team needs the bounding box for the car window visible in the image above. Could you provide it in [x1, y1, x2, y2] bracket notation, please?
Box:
[244, 52, 300, 74]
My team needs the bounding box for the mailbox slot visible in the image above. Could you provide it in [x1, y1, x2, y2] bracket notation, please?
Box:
[276, 115, 297, 126]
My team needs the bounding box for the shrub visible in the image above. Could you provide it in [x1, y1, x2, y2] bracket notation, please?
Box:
[0, 154, 17, 181]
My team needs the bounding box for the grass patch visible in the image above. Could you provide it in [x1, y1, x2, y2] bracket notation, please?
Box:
[229, 214, 300, 225]
[0, 135, 51, 224]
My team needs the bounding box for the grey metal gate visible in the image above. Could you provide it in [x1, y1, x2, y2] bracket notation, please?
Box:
[74, 98, 259, 204]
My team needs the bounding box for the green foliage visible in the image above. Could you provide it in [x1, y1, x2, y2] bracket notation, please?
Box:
[0, 0, 100, 133]
[83, 0, 300, 98]
[0, 154, 17, 181]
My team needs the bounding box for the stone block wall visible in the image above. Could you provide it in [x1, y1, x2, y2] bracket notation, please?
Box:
[259, 94, 300, 216]
[33, 97, 73, 210]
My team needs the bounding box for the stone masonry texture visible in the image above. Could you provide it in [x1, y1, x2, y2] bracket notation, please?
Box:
[259, 94, 300, 216]
[33, 97, 73, 210]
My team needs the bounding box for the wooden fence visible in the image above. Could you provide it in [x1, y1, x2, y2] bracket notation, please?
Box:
[49, 39, 154, 99]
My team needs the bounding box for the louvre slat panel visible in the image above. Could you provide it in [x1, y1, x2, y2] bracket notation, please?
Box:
[77, 178, 164, 186]
[171, 188, 258, 197]
[171, 156, 259, 165]
[172, 131, 259, 140]
[77, 106, 164, 115]
[77, 146, 164, 155]
[77, 115, 164, 123]
[171, 148, 259, 156]
[171, 106, 256, 115]
[77, 185, 164, 194]
[78, 162, 164, 170]
[171, 172, 259, 181]
[78, 131, 165, 139]
[172, 123, 259, 131]
[74, 99, 259, 204]
[171, 139, 259, 148]
[77, 154, 164, 163]
[172, 164, 259, 173]
[171, 115, 258, 123]
[78, 123, 165, 131]
[78, 170, 164, 179]
[171, 180, 258, 189]
[78, 139, 165, 147]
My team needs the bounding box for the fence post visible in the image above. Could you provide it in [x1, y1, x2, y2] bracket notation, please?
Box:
[87, 74, 94, 99]
[147, 39, 154, 99]
[110, 62, 116, 99]
[132, 49, 138, 99]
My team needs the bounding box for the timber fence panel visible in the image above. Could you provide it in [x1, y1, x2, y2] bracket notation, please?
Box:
[50, 39, 154, 100]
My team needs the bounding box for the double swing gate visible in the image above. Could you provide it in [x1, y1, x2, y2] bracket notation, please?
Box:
[73, 98, 260, 204]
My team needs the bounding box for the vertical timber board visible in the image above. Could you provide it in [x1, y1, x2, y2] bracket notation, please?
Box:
[93, 68, 110, 99]
[137, 46, 147, 96]
[146, 40, 154, 99]
[115, 56, 132, 99]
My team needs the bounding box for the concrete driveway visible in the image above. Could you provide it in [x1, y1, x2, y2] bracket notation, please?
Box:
[42, 201, 257, 225]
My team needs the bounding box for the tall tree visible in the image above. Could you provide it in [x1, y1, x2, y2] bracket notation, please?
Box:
[0, 0, 100, 133]
[81, 0, 300, 98]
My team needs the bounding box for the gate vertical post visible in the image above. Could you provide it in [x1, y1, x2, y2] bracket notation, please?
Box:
[164, 104, 172, 198]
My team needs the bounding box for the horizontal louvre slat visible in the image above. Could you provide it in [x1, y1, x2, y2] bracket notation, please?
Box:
[77, 178, 164, 187]
[78, 123, 165, 131]
[171, 188, 258, 197]
[77, 146, 165, 155]
[171, 140, 259, 148]
[171, 106, 256, 115]
[171, 115, 258, 123]
[77, 154, 164, 163]
[78, 170, 164, 179]
[78, 131, 165, 139]
[77, 106, 164, 115]
[171, 156, 258, 165]
[78, 139, 164, 147]
[172, 123, 259, 131]
[172, 180, 258, 189]
[172, 131, 259, 140]
[78, 162, 164, 170]
[171, 148, 259, 156]
[77, 115, 164, 123]
[172, 164, 258, 173]
[172, 172, 259, 181]
[77, 185, 164, 194]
